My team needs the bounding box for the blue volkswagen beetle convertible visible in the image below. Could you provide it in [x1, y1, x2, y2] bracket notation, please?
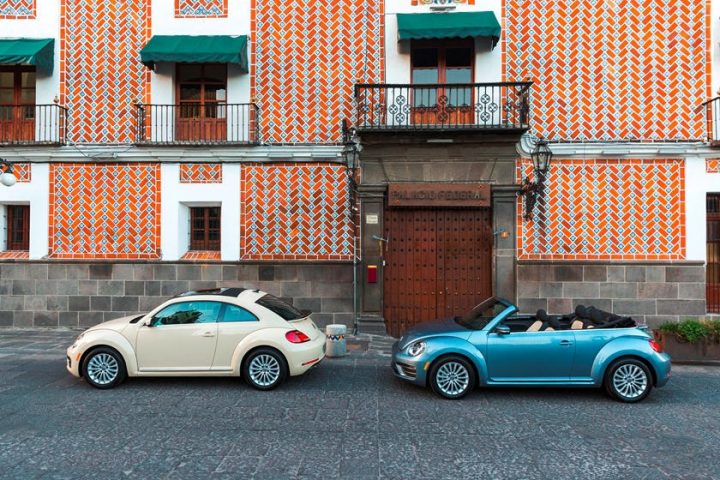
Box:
[391, 297, 671, 402]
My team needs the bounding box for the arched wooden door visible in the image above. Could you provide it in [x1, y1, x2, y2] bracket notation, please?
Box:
[383, 207, 493, 337]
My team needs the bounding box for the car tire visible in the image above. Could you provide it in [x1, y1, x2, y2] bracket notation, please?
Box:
[81, 347, 126, 389]
[429, 355, 476, 400]
[243, 348, 288, 391]
[604, 358, 653, 403]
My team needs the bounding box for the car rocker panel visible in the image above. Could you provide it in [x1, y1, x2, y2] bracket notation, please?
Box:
[391, 297, 671, 402]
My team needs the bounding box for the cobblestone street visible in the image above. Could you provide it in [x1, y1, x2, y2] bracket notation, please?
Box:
[1, 329, 719, 480]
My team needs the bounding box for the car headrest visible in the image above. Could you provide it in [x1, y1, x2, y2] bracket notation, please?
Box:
[536, 309, 549, 321]
[575, 305, 587, 318]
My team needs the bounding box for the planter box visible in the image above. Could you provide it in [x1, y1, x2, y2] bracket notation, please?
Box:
[653, 331, 720, 362]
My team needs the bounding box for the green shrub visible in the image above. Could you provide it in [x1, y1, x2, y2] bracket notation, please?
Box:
[658, 319, 719, 343]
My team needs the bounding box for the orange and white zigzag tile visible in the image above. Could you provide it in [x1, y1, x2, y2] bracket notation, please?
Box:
[175, 0, 227, 17]
[48, 163, 161, 259]
[516, 159, 685, 261]
[59, 0, 151, 144]
[0, 0, 34, 18]
[504, 0, 708, 141]
[252, 0, 384, 144]
[179, 164, 223, 183]
[707, 159, 720, 173]
[240, 164, 354, 260]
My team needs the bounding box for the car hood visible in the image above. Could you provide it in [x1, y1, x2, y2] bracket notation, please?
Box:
[86, 314, 144, 333]
[398, 317, 470, 349]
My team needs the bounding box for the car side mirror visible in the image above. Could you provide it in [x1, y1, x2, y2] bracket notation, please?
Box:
[145, 319, 155, 328]
[494, 325, 511, 335]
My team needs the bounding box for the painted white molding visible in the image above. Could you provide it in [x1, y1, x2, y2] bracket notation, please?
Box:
[160, 163, 241, 261]
[0, 164, 50, 259]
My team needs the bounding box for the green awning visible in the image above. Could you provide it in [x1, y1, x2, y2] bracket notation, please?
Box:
[0, 38, 54, 74]
[397, 12, 501, 47]
[140, 35, 248, 72]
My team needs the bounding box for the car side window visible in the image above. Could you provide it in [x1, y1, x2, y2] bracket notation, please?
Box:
[221, 304, 258, 323]
[152, 301, 222, 326]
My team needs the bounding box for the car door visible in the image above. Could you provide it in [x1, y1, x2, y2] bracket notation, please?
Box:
[212, 303, 261, 371]
[136, 300, 221, 372]
[485, 326, 575, 382]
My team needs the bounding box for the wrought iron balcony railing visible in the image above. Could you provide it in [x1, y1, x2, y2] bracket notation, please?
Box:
[354, 82, 532, 131]
[0, 104, 68, 145]
[700, 97, 720, 146]
[135, 103, 260, 145]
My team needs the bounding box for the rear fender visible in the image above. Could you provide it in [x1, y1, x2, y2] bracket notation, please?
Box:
[230, 328, 290, 373]
[591, 336, 656, 385]
[76, 329, 137, 376]
[423, 336, 487, 385]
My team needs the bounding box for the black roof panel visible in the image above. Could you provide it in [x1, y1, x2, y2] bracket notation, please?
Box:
[176, 287, 248, 298]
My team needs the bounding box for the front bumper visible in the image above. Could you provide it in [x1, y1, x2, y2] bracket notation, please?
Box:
[391, 341, 428, 386]
[66, 344, 81, 378]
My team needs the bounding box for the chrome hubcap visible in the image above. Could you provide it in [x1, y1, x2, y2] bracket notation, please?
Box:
[86, 353, 119, 385]
[612, 364, 648, 399]
[436, 361, 470, 396]
[249, 354, 280, 387]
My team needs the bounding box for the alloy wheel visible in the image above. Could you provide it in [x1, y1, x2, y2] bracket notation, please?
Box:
[435, 361, 470, 397]
[248, 354, 281, 387]
[612, 363, 648, 400]
[86, 353, 119, 386]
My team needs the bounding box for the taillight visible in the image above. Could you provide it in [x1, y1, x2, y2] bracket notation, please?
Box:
[649, 339, 662, 353]
[285, 330, 310, 344]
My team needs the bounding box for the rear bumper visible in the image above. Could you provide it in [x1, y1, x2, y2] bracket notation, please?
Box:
[286, 334, 326, 376]
[653, 352, 672, 388]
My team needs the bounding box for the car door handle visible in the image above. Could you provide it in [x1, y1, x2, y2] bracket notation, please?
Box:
[559, 340, 573, 346]
[194, 331, 215, 337]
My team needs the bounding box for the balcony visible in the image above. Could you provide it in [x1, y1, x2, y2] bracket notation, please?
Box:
[0, 104, 68, 145]
[354, 82, 532, 133]
[134, 103, 260, 145]
[700, 97, 720, 147]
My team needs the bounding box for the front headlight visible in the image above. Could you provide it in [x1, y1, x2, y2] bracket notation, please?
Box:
[71, 331, 86, 348]
[407, 341, 426, 357]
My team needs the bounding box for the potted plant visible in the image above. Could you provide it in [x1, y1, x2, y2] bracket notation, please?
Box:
[654, 319, 720, 362]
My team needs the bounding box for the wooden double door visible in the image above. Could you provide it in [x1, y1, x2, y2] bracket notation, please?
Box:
[383, 207, 493, 337]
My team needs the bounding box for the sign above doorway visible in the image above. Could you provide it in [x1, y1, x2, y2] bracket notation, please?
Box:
[388, 183, 491, 208]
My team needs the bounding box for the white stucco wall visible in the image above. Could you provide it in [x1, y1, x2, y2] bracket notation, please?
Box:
[686, 157, 720, 261]
[160, 163, 241, 261]
[384, 0, 502, 85]
[0, 164, 50, 259]
[149, 0, 251, 106]
[0, 1, 61, 104]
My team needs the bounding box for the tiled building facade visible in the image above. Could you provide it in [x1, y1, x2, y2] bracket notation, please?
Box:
[0, 0, 718, 334]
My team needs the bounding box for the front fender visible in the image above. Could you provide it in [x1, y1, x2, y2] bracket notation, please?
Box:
[74, 329, 138, 376]
[591, 336, 656, 385]
[422, 336, 487, 386]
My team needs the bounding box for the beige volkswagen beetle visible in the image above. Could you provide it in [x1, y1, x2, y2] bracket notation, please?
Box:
[66, 288, 326, 390]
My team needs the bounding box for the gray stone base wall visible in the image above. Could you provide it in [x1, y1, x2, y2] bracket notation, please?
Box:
[0, 262, 356, 329]
[517, 262, 707, 328]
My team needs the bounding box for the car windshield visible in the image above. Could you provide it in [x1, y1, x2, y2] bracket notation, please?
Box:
[455, 298, 508, 330]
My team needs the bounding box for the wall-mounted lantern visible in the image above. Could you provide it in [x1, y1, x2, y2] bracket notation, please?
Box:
[0, 159, 18, 187]
[519, 139, 553, 220]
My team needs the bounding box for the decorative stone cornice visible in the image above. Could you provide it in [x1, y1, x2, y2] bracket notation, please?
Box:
[0, 144, 347, 163]
[517, 133, 716, 159]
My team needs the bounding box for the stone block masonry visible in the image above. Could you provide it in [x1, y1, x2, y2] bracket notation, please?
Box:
[0, 262, 355, 329]
[517, 262, 707, 328]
